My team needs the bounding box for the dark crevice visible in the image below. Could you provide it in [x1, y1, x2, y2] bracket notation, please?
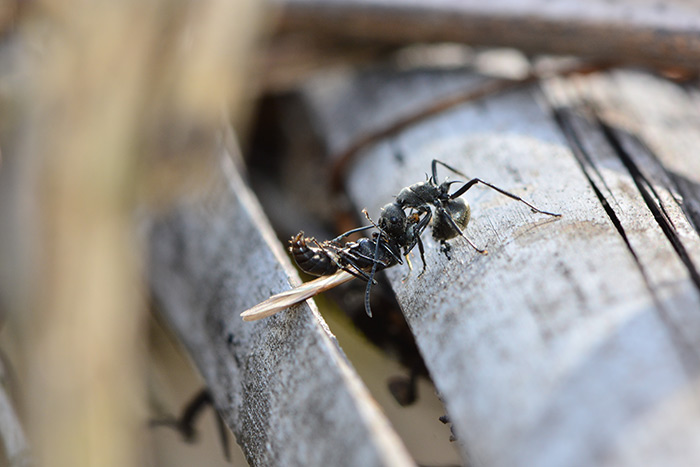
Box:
[551, 105, 700, 381]
[552, 109, 640, 263]
[552, 106, 700, 297]
[598, 123, 700, 294]
[595, 120, 700, 382]
[667, 172, 700, 236]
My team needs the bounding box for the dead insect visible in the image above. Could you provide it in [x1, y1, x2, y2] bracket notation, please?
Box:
[240, 159, 560, 321]
[289, 204, 430, 317]
[289, 227, 402, 284]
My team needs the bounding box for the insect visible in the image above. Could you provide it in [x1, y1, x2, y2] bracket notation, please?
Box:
[240, 159, 560, 321]
[390, 159, 561, 258]
[288, 204, 431, 317]
[288, 220, 403, 283]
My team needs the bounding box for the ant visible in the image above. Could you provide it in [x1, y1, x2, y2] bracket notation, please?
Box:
[243, 159, 560, 321]
[391, 159, 561, 259]
[289, 229, 401, 283]
[352, 159, 560, 316]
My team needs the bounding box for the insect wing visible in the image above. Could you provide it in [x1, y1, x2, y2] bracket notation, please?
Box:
[240, 270, 355, 321]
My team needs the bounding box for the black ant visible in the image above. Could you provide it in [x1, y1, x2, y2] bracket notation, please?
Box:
[289, 229, 401, 283]
[391, 159, 561, 259]
[352, 159, 560, 316]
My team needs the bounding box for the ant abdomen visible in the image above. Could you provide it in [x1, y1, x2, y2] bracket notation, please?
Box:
[289, 233, 338, 277]
[432, 198, 471, 242]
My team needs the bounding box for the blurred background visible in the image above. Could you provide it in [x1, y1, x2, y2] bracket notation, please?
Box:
[0, 0, 699, 466]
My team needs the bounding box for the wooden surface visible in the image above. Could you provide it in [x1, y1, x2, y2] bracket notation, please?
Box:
[303, 67, 491, 159]
[279, 0, 700, 71]
[148, 143, 414, 466]
[300, 66, 700, 466]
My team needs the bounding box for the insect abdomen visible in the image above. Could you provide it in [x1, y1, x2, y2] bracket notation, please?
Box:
[432, 198, 470, 241]
[289, 233, 338, 276]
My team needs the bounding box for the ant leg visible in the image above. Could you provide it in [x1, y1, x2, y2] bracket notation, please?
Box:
[380, 240, 404, 265]
[339, 246, 393, 283]
[416, 235, 427, 277]
[450, 178, 561, 217]
[339, 263, 374, 282]
[150, 389, 230, 460]
[405, 235, 428, 279]
[310, 238, 340, 256]
[401, 210, 430, 281]
[364, 236, 384, 318]
[401, 254, 413, 282]
[331, 225, 373, 243]
[413, 209, 432, 237]
[437, 206, 488, 255]
[462, 235, 487, 255]
[319, 240, 377, 282]
[433, 159, 561, 217]
[349, 239, 402, 267]
[432, 159, 470, 181]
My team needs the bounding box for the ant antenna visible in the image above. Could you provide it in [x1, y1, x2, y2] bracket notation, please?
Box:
[433, 159, 561, 217]
[361, 208, 398, 317]
[451, 178, 561, 217]
[362, 209, 387, 239]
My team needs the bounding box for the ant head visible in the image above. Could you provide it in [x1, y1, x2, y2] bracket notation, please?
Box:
[378, 203, 407, 237]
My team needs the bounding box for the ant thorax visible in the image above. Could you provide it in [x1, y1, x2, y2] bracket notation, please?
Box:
[395, 182, 442, 209]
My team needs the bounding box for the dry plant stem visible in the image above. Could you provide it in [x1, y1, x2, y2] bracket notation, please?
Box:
[14, 1, 265, 466]
[240, 270, 355, 321]
[22, 3, 156, 465]
[23, 5, 153, 466]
